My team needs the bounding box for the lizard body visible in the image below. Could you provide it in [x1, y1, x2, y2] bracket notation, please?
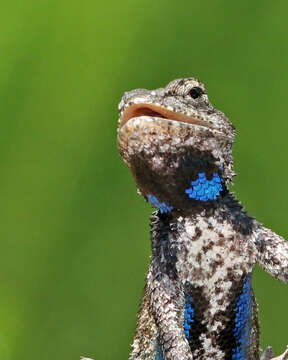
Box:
[117, 78, 288, 360]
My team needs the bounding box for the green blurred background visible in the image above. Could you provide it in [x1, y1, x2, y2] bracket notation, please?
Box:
[0, 0, 288, 359]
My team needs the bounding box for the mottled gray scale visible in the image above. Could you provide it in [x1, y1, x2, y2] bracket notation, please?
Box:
[117, 78, 288, 360]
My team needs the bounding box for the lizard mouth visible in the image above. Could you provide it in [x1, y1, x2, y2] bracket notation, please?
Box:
[119, 103, 211, 129]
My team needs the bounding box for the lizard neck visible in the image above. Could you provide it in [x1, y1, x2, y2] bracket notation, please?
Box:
[129, 148, 231, 212]
[149, 191, 254, 240]
[145, 167, 228, 215]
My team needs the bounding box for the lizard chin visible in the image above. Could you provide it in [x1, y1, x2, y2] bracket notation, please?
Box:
[117, 116, 235, 209]
[117, 115, 230, 163]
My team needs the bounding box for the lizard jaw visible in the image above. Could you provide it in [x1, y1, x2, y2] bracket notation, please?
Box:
[119, 103, 212, 130]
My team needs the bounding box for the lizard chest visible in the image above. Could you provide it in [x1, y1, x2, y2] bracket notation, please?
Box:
[175, 215, 257, 359]
[176, 215, 255, 286]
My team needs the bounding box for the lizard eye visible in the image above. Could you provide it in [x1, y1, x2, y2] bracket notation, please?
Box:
[189, 87, 203, 99]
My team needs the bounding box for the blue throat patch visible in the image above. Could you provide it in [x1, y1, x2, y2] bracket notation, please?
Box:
[232, 275, 253, 360]
[147, 172, 223, 212]
[185, 172, 223, 201]
[147, 194, 174, 213]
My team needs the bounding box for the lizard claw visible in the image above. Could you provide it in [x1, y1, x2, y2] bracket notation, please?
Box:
[260, 347, 275, 360]
[271, 346, 288, 360]
[260, 346, 288, 360]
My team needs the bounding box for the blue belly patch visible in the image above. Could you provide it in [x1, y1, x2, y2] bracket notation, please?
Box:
[184, 293, 195, 340]
[153, 290, 195, 360]
[185, 172, 223, 201]
[232, 275, 253, 360]
[147, 194, 174, 213]
[154, 343, 163, 360]
[155, 276, 252, 360]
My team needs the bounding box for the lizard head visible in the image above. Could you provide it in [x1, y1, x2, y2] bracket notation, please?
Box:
[117, 78, 235, 211]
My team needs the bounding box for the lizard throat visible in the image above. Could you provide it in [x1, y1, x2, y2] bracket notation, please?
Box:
[146, 171, 225, 213]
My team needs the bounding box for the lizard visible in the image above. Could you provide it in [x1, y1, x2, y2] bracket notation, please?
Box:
[117, 78, 288, 360]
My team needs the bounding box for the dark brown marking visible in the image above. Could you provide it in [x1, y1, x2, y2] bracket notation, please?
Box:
[207, 222, 213, 230]
[218, 237, 225, 246]
[192, 227, 202, 241]
[215, 286, 222, 295]
[196, 252, 202, 263]
[202, 240, 215, 253]
[217, 298, 224, 306]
